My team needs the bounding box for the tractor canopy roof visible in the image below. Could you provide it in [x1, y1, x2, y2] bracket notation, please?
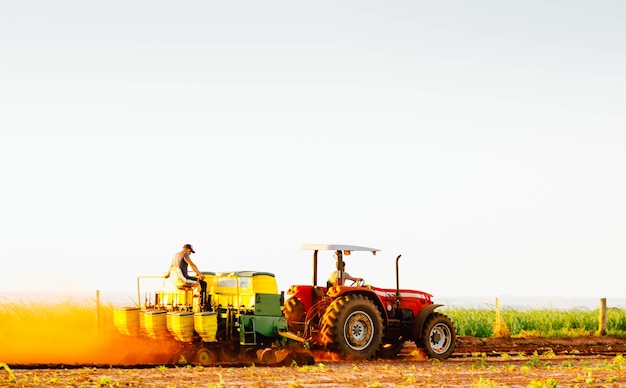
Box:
[300, 244, 380, 255]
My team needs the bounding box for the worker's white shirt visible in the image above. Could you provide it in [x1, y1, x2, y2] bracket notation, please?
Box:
[327, 271, 353, 286]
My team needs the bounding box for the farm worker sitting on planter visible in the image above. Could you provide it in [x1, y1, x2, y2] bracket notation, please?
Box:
[165, 243, 208, 308]
[327, 256, 363, 287]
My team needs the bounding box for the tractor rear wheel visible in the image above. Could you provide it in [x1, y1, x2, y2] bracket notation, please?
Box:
[419, 312, 456, 360]
[320, 294, 383, 359]
[282, 297, 306, 335]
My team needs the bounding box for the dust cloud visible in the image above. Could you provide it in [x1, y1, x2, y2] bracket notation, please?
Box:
[0, 300, 177, 365]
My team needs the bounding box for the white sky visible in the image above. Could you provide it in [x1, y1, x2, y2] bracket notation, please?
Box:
[1, 1, 625, 303]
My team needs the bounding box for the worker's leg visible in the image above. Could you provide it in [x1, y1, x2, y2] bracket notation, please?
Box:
[198, 279, 208, 310]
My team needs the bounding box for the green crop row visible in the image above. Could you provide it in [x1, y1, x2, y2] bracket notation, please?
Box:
[441, 307, 626, 338]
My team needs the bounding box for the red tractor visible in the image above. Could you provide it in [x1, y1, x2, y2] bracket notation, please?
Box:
[283, 244, 456, 360]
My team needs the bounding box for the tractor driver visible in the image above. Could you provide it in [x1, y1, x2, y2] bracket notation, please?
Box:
[165, 243, 208, 308]
[327, 251, 363, 287]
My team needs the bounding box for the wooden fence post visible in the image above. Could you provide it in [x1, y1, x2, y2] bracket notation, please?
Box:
[96, 289, 101, 333]
[495, 297, 501, 332]
[597, 298, 607, 336]
[494, 297, 510, 338]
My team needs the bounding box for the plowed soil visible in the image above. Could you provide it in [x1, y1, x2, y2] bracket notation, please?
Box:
[4, 336, 626, 387]
[453, 335, 626, 357]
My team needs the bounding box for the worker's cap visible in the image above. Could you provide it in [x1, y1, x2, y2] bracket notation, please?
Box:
[183, 243, 195, 253]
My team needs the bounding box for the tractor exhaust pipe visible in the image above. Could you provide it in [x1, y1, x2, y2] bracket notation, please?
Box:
[395, 255, 402, 308]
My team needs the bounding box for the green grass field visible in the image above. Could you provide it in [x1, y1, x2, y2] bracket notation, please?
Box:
[441, 307, 626, 338]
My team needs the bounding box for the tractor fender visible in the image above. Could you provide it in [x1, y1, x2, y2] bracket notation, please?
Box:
[411, 304, 442, 340]
[327, 288, 388, 324]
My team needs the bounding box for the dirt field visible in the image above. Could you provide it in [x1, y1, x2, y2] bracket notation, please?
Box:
[3, 355, 626, 387]
[454, 335, 626, 357]
[3, 336, 626, 387]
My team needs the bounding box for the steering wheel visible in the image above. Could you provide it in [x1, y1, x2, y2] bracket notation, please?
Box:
[348, 279, 365, 287]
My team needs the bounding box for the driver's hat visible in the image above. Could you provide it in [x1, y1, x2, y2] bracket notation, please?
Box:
[183, 243, 195, 253]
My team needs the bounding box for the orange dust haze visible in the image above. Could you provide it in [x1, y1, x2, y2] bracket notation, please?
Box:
[0, 300, 178, 365]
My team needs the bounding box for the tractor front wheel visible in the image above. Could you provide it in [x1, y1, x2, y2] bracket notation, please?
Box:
[419, 312, 456, 360]
[320, 294, 383, 359]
